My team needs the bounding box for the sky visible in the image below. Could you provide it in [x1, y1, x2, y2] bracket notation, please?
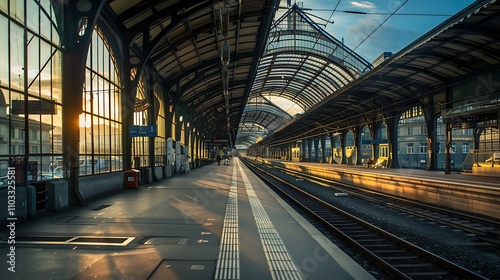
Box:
[277, 0, 476, 63]
[268, 0, 476, 116]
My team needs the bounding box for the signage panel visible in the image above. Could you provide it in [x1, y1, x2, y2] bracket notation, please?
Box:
[129, 125, 157, 137]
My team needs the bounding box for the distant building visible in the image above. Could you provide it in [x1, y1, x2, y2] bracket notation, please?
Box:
[0, 89, 55, 178]
[372, 52, 393, 67]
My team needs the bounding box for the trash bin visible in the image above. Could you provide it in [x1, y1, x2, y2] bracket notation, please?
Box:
[124, 169, 140, 188]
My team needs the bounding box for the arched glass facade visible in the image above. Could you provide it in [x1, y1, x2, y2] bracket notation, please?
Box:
[359, 125, 372, 163]
[132, 75, 149, 168]
[154, 83, 166, 166]
[345, 130, 356, 165]
[80, 27, 123, 175]
[0, 1, 63, 183]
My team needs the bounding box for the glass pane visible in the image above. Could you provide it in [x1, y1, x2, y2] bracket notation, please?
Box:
[40, 8, 51, 41]
[93, 116, 100, 154]
[0, 16, 8, 86]
[39, 41, 52, 100]
[103, 47, 110, 80]
[26, 0, 39, 32]
[83, 70, 92, 111]
[10, 24, 25, 91]
[52, 105, 62, 155]
[27, 33, 40, 96]
[0, 89, 8, 155]
[96, 33, 102, 76]
[0, 0, 7, 13]
[112, 121, 121, 154]
[51, 24, 59, 46]
[79, 113, 91, 154]
[103, 118, 110, 154]
[40, 114, 52, 154]
[79, 155, 92, 176]
[0, 158, 9, 186]
[92, 76, 100, 115]
[27, 156, 40, 182]
[9, 92, 24, 156]
[115, 88, 121, 121]
[110, 62, 115, 83]
[91, 32, 98, 69]
[10, 0, 24, 24]
[40, 64, 52, 100]
[111, 156, 122, 172]
[39, 155, 53, 179]
[52, 49, 62, 103]
[98, 156, 110, 174]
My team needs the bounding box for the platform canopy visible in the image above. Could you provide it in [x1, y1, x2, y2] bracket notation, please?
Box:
[237, 95, 293, 147]
[235, 5, 373, 148]
[106, 0, 279, 145]
[264, 0, 500, 146]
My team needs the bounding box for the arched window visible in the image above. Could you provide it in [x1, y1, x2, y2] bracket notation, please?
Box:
[359, 125, 372, 163]
[80, 27, 122, 175]
[397, 106, 426, 169]
[132, 75, 149, 168]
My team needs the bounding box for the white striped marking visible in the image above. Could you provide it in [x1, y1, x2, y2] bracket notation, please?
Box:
[237, 159, 303, 280]
[215, 164, 240, 279]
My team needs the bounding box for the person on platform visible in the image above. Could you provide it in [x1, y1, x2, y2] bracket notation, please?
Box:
[217, 150, 223, 166]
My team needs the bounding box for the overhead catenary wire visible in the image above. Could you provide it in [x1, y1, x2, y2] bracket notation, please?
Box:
[350, 0, 410, 53]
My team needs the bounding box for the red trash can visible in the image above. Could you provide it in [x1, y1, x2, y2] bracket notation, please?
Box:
[124, 169, 139, 188]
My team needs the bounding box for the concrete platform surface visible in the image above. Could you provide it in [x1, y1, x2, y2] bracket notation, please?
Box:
[0, 157, 373, 280]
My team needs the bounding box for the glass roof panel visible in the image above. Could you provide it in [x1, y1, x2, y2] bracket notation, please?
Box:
[236, 5, 373, 148]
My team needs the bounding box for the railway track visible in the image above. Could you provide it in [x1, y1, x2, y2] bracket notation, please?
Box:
[261, 161, 500, 246]
[241, 158, 489, 280]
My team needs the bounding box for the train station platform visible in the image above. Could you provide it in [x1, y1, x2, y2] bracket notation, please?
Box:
[0, 157, 373, 280]
[257, 158, 500, 220]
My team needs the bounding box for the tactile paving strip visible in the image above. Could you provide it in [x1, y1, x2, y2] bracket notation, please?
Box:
[214, 164, 240, 279]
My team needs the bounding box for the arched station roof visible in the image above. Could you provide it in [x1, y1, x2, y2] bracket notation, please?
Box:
[265, 0, 500, 145]
[236, 95, 293, 147]
[105, 0, 279, 144]
[236, 5, 373, 147]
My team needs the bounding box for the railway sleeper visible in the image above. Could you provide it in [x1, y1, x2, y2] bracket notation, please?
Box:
[382, 255, 419, 260]
[332, 225, 365, 230]
[392, 263, 436, 268]
[337, 229, 371, 234]
[348, 234, 379, 238]
[372, 249, 408, 256]
[406, 271, 450, 277]
[354, 238, 387, 242]
[360, 243, 397, 248]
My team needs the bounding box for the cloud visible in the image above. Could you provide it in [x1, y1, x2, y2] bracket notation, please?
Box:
[350, 1, 377, 9]
[345, 19, 420, 62]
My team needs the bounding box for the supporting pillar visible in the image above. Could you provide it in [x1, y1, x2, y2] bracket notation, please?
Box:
[340, 132, 347, 164]
[329, 133, 334, 163]
[313, 137, 319, 162]
[56, 0, 105, 206]
[386, 113, 400, 168]
[320, 135, 327, 163]
[445, 121, 452, 174]
[148, 74, 158, 180]
[423, 100, 437, 171]
[372, 123, 378, 160]
[307, 138, 313, 162]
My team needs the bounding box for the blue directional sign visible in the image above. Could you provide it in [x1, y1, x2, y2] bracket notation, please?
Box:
[130, 125, 157, 137]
